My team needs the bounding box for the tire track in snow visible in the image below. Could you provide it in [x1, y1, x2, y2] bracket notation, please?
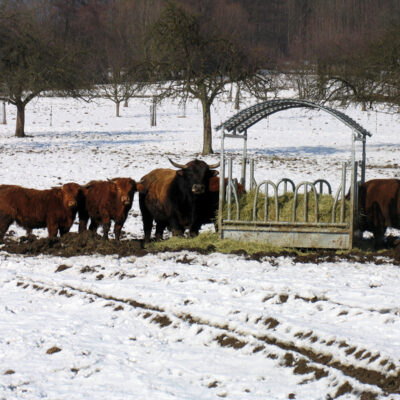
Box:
[13, 275, 400, 398]
[291, 291, 400, 319]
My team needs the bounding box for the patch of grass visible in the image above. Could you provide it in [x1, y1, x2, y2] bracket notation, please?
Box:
[146, 232, 400, 264]
[147, 232, 301, 255]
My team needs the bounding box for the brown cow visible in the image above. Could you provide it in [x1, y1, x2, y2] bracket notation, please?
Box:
[138, 158, 219, 242]
[358, 178, 400, 247]
[79, 177, 137, 240]
[0, 183, 83, 241]
[198, 176, 246, 230]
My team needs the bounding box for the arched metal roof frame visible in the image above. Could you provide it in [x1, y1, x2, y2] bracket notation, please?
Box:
[216, 99, 372, 140]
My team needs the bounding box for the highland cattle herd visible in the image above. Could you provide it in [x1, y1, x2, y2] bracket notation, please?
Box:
[1, 152, 398, 247]
[0, 158, 226, 244]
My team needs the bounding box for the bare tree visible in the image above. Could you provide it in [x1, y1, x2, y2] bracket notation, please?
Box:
[308, 21, 400, 110]
[368, 22, 400, 109]
[0, 2, 89, 137]
[96, 1, 149, 117]
[148, 3, 258, 155]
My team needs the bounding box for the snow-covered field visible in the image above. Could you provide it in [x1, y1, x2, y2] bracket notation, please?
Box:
[1, 92, 400, 399]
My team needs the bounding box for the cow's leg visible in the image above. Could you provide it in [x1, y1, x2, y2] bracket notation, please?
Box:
[371, 202, 386, 248]
[114, 220, 124, 240]
[155, 222, 167, 241]
[101, 218, 111, 239]
[189, 229, 199, 237]
[78, 209, 89, 233]
[169, 217, 184, 237]
[89, 220, 99, 233]
[189, 220, 202, 237]
[139, 196, 153, 242]
[373, 226, 386, 248]
[171, 227, 184, 237]
[0, 214, 13, 243]
[47, 222, 58, 238]
[59, 226, 69, 236]
[143, 215, 153, 242]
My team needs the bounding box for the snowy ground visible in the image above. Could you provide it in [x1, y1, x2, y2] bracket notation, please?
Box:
[1, 92, 400, 399]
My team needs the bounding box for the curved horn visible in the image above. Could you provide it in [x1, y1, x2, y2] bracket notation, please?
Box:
[208, 161, 220, 169]
[168, 157, 186, 169]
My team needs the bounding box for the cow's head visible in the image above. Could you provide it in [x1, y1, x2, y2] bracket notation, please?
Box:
[61, 182, 83, 209]
[111, 178, 137, 206]
[168, 158, 219, 195]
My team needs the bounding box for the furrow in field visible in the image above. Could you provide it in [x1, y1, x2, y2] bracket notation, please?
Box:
[13, 275, 400, 398]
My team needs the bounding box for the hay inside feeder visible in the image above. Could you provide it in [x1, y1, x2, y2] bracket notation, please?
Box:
[223, 190, 350, 223]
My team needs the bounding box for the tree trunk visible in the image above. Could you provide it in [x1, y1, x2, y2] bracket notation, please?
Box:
[124, 98, 129, 107]
[201, 99, 213, 155]
[15, 102, 26, 137]
[2, 101, 6, 125]
[116, 101, 121, 117]
[228, 83, 233, 101]
[234, 85, 240, 110]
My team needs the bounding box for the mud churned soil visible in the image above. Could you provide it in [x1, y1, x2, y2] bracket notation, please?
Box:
[1, 232, 146, 257]
[2, 231, 400, 266]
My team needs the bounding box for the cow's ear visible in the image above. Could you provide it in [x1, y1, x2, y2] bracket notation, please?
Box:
[177, 170, 184, 176]
[211, 170, 219, 177]
[136, 182, 145, 193]
[85, 181, 95, 190]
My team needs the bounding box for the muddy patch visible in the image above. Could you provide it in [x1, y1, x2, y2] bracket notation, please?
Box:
[151, 314, 173, 328]
[215, 334, 247, 349]
[4, 370, 15, 375]
[2, 232, 146, 257]
[247, 244, 400, 266]
[55, 264, 71, 273]
[46, 346, 62, 355]
[2, 232, 400, 266]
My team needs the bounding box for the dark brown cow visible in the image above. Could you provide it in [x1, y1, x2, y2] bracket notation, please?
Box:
[197, 176, 246, 230]
[79, 177, 137, 240]
[358, 178, 400, 247]
[209, 176, 246, 195]
[138, 158, 219, 242]
[0, 183, 83, 241]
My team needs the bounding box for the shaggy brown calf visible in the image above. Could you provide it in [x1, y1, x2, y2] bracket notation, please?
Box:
[79, 178, 137, 240]
[0, 183, 83, 241]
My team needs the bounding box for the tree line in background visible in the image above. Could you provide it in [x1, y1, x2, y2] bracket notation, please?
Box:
[0, 0, 399, 154]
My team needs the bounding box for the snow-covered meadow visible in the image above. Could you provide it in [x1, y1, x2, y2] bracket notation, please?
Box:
[1, 92, 400, 399]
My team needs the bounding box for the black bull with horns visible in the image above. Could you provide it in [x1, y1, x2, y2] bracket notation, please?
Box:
[137, 158, 220, 241]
